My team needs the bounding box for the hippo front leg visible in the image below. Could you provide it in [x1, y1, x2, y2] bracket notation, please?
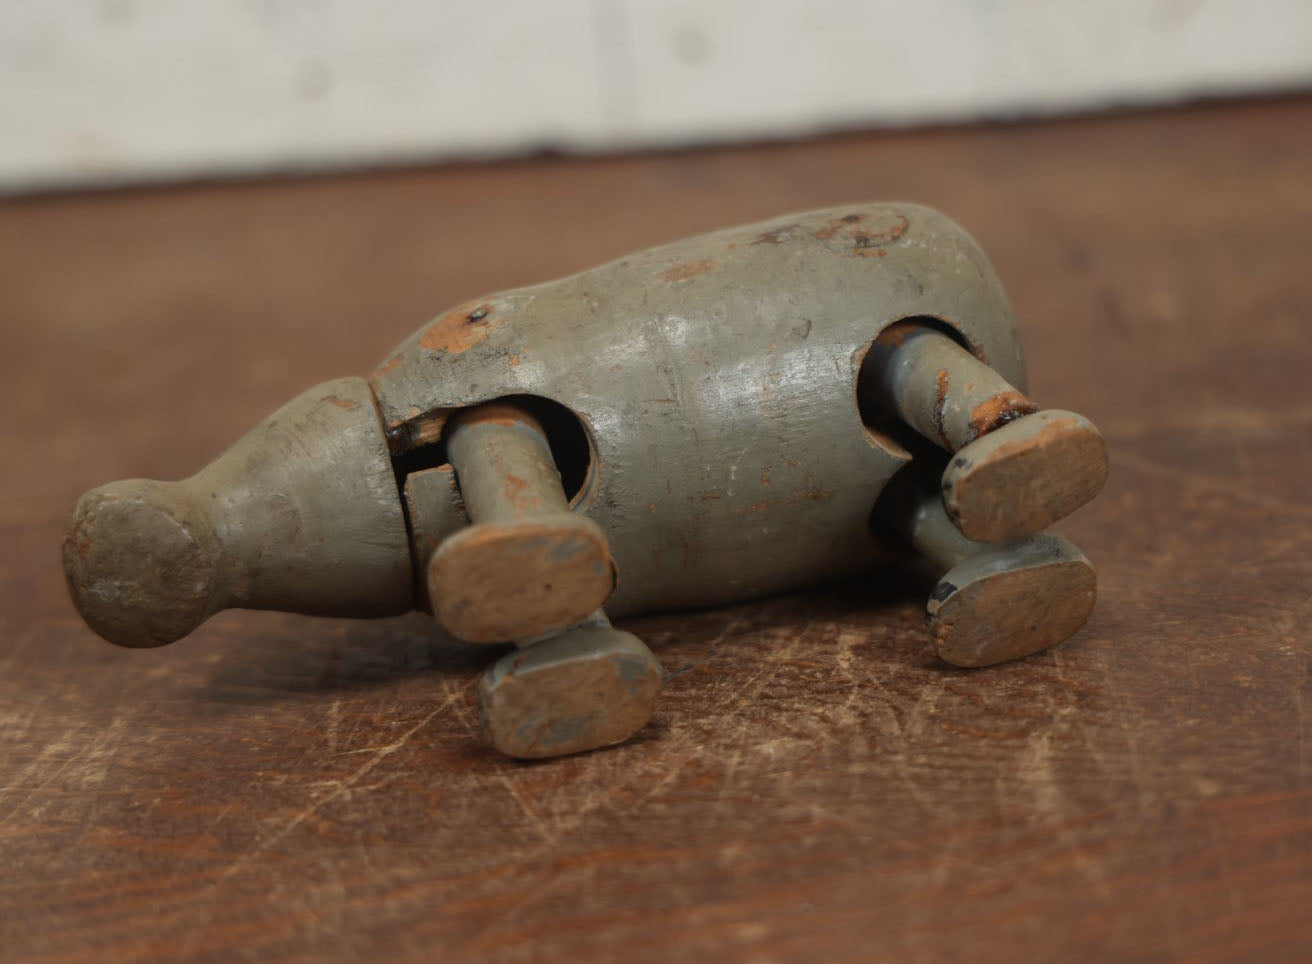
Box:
[479, 610, 663, 758]
[421, 401, 662, 758]
[427, 402, 616, 642]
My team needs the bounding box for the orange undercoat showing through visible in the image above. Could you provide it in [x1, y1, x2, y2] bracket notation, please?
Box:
[419, 301, 500, 356]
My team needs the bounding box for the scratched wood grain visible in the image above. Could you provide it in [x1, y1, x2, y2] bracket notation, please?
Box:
[2, 98, 1310, 963]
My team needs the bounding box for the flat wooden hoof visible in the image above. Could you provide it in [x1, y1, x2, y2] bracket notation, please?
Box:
[941, 410, 1108, 543]
[428, 512, 615, 643]
[479, 626, 663, 759]
[927, 533, 1096, 667]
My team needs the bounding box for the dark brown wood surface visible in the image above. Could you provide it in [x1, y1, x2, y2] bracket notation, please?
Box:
[2, 98, 1310, 963]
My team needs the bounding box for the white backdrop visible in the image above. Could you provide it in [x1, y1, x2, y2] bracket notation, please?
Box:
[2, 0, 1310, 192]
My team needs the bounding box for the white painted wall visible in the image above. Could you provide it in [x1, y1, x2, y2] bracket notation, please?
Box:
[2, 0, 1310, 192]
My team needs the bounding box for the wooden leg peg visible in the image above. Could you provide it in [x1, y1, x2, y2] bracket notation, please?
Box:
[478, 610, 663, 759]
[863, 321, 1108, 542]
[428, 403, 616, 643]
[875, 465, 1097, 667]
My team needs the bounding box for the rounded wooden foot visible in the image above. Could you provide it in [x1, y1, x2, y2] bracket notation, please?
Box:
[940, 410, 1108, 543]
[428, 512, 615, 643]
[927, 533, 1096, 667]
[479, 625, 663, 759]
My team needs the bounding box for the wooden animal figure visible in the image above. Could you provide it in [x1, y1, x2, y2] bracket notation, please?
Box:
[63, 203, 1108, 759]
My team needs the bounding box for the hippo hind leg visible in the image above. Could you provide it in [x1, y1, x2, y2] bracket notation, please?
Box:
[859, 320, 1108, 543]
[873, 461, 1096, 667]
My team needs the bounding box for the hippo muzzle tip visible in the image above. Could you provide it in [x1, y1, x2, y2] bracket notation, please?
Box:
[63, 479, 217, 648]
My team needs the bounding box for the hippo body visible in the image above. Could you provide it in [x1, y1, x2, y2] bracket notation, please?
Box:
[372, 202, 1026, 618]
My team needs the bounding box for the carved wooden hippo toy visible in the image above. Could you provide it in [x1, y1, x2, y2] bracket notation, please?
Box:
[63, 203, 1108, 758]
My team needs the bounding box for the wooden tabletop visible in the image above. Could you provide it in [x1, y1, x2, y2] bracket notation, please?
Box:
[3, 97, 1310, 963]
